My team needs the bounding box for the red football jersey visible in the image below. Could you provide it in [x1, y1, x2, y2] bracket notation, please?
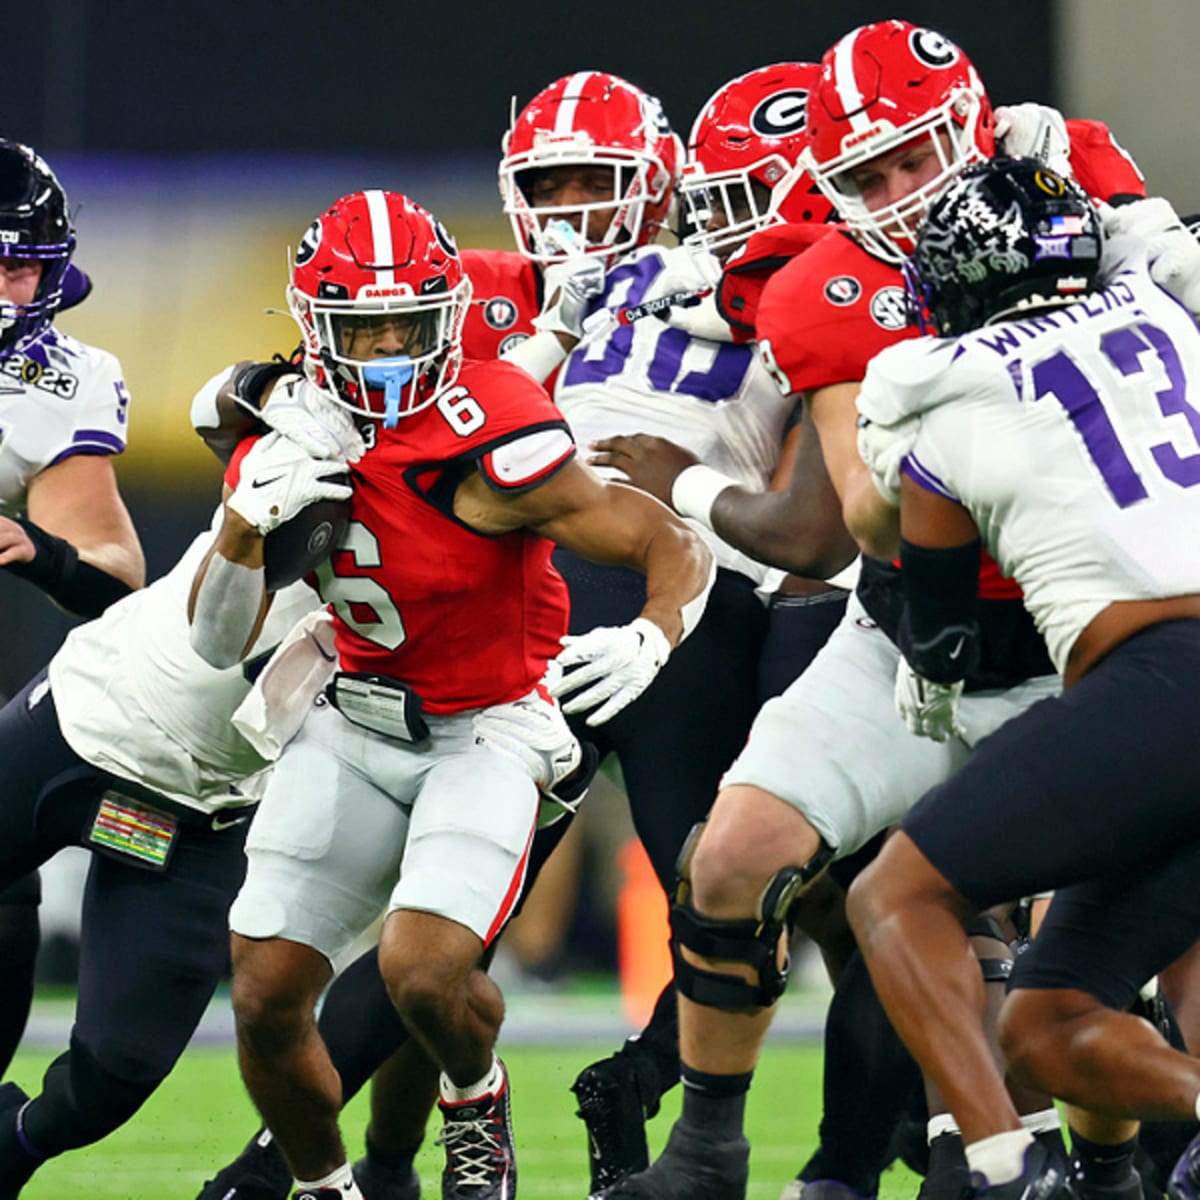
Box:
[461, 249, 540, 361]
[229, 361, 575, 714]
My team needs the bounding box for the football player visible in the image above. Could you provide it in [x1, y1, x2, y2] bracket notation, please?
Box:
[595, 21, 1149, 1200]
[0, 428, 340, 1195]
[0, 141, 143, 1100]
[191, 189, 714, 1200]
[845, 154, 1200, 1200]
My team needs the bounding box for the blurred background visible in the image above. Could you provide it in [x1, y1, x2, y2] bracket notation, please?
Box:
[3, 0, 1197, 989]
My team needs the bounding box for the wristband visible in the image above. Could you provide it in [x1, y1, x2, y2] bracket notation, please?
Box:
[5, 517, 132, 618]
[671, 464, 738, 528]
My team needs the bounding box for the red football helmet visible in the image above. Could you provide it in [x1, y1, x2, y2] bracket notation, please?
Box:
[287, 190, 472, 425]
[680, 62, 834, 258]
[802, 20, 996, 262]
[499, 71, 682, 265]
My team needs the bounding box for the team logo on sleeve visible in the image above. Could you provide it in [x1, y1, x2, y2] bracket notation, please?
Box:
[484, 297, 519, 330]
[824, 275, 862, 306]
[910, 29, 959, 68]
[498, 332, 529, 355]
[869, 286, 911, 331]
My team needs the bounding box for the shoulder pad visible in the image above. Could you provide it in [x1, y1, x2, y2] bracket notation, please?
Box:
[478, 426, 575, 493]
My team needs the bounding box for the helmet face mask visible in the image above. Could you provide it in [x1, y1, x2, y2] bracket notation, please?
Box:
[499, 71, 681, 266]
[288, 190, 471, 426]
[905, 157, 1103, 337]
[803, 21, 995, 263]
[679, 62, 829, 261]
[0, 140, 76, 359]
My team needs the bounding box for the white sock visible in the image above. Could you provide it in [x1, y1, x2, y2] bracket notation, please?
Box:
[965, 1129, 1035, 1186]
[1194, 1090, 1200, 1122]
[440, 1054, 504, 1104]
[928, 1113, 962, 1143]
[1020, 1107, 1062, 1135]
[293, 1160, 362, 1195]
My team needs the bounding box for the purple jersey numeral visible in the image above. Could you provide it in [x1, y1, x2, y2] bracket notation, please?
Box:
[1032, 321, 1200, 508]
[563, 254, 752, 401]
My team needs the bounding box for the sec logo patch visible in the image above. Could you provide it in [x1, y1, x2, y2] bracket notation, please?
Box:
[484, 297, 519, 330]
[824, 275, 862, 306]
[869, 287, 910, 330]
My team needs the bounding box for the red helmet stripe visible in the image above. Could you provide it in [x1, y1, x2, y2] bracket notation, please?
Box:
[364, 189, 395, 286]
[554, 71, 595, 136]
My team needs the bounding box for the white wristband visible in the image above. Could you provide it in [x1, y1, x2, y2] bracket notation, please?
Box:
[501, 330, 568, 385]
[670, 464, 738, 529]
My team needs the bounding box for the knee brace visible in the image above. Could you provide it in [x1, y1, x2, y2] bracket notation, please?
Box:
[668, 822, 834, 1009]
[22, 1034, 159, 1156]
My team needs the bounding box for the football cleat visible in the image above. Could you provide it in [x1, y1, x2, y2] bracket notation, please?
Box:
[572, 1051, 659, 1192]
[195, 1128, 292, 1200]
[437, 1061, 516, 1199]
[970, 1140, 1072, 1200]
[594, 1119, 749, 1199]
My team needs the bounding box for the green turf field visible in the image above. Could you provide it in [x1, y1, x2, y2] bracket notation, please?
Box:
[7, 1038, 922, 1199]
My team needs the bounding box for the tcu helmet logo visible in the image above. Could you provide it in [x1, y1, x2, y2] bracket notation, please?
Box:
[870, 286, 911, 330]
[294, 220, 322, 266]
[824, 275, 863, 306]
[910, 29, 960, 68]
[750, 90, 809, 138]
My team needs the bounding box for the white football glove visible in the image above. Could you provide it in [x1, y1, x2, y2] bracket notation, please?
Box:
[994, 103, 1072, 176]
[548, 617, 672, 727]
[227, 432, 352, 536]
[260, 377, 366, 462]
[857, 414, 920, 505]
[472, 693, 582, 793]
[533, 256, 607, 341]
[894, 657, 965, 743]
[1102, 197, 1200, 314]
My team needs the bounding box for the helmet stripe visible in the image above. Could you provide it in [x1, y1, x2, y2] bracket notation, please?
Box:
[364, 189, 395, 285]
[832, 28, 871, 134]
[554, 71, 594, 136]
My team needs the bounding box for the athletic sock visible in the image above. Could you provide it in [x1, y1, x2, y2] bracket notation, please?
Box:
[679, 1065, 752, 1138]
[965, 1129, 1036, 1186]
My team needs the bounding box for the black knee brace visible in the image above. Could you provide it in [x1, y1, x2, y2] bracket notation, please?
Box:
[669, 822, 834, 1009]
[22, 1034, 159, 1156]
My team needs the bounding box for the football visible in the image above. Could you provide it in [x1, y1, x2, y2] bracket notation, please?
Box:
[262, 494, 351, 591]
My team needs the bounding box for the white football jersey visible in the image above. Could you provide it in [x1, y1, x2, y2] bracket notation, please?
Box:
[860, 243, 1200, 674]
[0, 328, 130, 512]
[554, 244, 794, 584]
[48, 509, 321, 813]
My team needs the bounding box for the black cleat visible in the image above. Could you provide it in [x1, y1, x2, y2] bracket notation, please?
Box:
[437, 1062, 516, 1199]
[572, 1051, 661, 1193]
[196, 1129, 293, 1200]
[917, 1133, 971, 1200]
[351, 1151, 421, 1200]
[595, 1119, 749, 1200]
[970, 1141, 1072, 1200]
